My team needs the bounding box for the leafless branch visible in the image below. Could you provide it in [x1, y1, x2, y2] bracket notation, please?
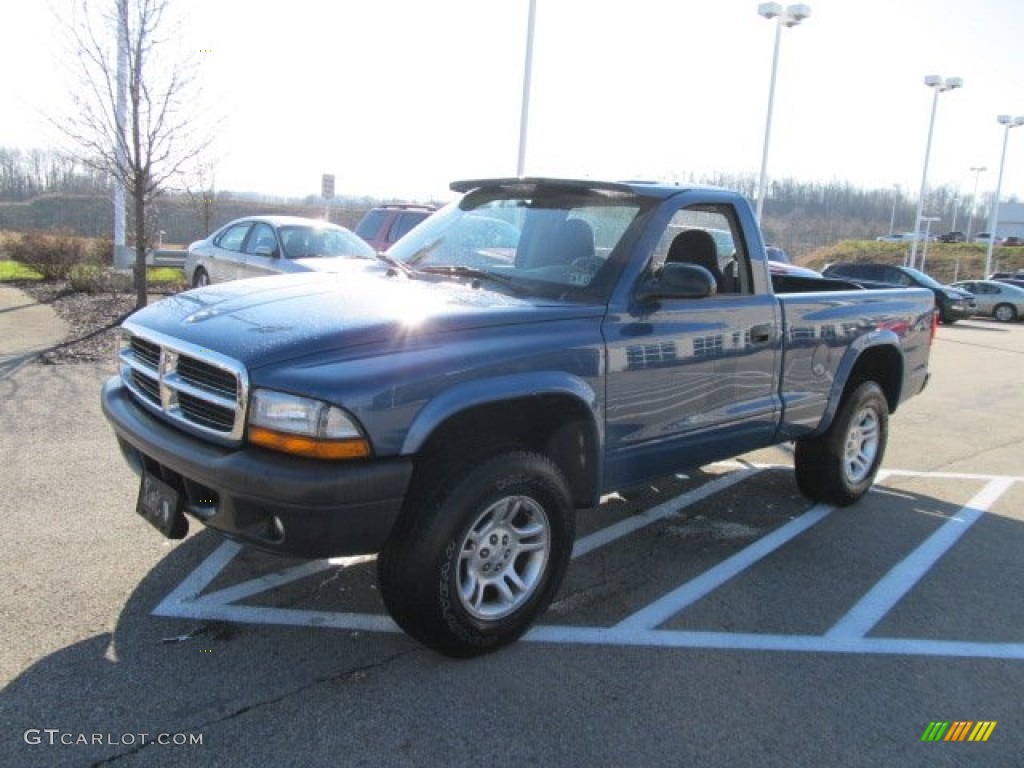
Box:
[52, 0, 211, 308]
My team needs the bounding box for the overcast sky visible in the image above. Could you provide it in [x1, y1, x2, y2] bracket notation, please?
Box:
[2, 0, 1024, 210]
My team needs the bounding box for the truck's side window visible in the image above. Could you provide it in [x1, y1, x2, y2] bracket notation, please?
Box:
[651, 206, 751, 294]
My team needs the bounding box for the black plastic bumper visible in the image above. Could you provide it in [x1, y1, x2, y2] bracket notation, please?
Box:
[101, 376, 412, 558]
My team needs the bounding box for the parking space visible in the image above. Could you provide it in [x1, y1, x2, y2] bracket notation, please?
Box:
[150, 464, 1023, 660]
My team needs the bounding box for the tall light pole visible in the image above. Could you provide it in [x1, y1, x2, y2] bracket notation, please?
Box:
[516, 0, 537, 177]
[966, 165, 986, 241]
[984, 115, 1024, 277]
[919, 215, 940, 273]
[909, 75, 962, 270]
[888, 184, 900, 236]
[113, 0, 129, 269]
[755, 3, 811, 224]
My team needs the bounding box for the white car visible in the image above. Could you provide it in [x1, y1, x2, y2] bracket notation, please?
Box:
[185, 216, 377, 287]
[950, 279, 1024, 322]
[875, 232, 933, 242]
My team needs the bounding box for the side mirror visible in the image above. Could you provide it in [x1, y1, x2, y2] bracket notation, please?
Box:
[636, 262, 717, 302]
[253, 245, 278, 257]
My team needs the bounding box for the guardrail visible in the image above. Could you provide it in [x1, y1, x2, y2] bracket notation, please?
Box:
[146, 249, 187, 268]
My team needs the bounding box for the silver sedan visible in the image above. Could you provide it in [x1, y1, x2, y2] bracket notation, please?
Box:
[950, 279, 1024, 322]
[185, 216, 377, 287]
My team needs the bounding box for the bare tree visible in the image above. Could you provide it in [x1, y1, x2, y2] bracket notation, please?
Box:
[58, 0, 209, 307]
[181, 159, 218, 237]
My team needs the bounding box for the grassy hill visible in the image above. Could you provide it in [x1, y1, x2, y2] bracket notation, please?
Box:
[801, 241, 1024, 283]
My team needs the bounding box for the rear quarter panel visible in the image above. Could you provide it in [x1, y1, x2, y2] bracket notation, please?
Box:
[775, 287, 933, 440]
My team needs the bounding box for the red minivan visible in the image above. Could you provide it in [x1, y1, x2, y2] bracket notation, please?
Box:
[354, 204, 436, 252]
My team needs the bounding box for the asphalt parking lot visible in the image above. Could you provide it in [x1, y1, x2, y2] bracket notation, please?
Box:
[2, 304, 1022, 767]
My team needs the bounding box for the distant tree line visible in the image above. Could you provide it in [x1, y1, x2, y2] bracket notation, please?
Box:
[0, 147, 110, 200]
[1, 145, 1014, 260]
[698, 171, 1001, 257]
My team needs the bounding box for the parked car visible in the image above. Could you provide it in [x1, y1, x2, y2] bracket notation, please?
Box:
[937, 231, 966, 243]
[185, 216, 376, 287]
[974, 232, 1003, 245]
[949, 280, 1024, 322]
[354, 204, 436, 252]
[822, 262, 975, 324]
[989, 275, 1024, 290]
[875, 232, 935, 243]
[1001, 236, 1024, 247]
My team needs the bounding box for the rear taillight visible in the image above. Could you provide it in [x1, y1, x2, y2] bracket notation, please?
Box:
[929, 308, 939, 345]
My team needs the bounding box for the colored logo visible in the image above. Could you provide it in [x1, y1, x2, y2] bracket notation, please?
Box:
[921, 721, 997, 742]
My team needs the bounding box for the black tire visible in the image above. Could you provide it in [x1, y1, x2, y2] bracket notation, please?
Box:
[793, 380, 888, 507]
[940, 309, 957, 325]
[378, 450, 574, 658]
[993, 303, 1017, 322]
[192, 267, 210, 288]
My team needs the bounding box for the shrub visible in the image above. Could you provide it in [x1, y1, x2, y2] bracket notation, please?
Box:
[67, 263, 133, 294]
[6, 231, 88, 280]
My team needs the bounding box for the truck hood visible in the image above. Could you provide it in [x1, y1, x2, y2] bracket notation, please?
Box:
[125, 271, 602, 369]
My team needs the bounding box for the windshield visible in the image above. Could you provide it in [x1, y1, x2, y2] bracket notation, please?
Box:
[279, 226, 376, 260]
[386, 185, 650, 299]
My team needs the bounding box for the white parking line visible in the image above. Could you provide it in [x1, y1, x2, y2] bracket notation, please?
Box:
[614, 503, 834, 632]
[825, 476, 1016, 639]
[152, 466, 1024, 658]
[523, 627, 1024, 660]
[572, 467, 762, 559]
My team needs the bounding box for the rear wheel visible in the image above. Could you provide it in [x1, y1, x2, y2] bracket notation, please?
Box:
[378, 450, 574, 658]
[794, 381, 888, 506]
[993, 303, 1018, 322]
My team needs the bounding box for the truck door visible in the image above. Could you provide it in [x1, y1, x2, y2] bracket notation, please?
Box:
[603, 203, 781, 487]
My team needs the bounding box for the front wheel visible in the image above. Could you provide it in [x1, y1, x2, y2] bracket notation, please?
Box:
[993, 303, 1018, 322]
[794, 381, 889, 507]
[378, 450, 574, 658]
[192, 267, 210, 288]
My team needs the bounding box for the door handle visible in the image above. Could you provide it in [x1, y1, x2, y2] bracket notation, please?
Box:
[750, 324, 773, 343]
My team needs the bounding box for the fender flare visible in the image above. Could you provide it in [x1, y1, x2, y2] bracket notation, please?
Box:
[815, 328, 901, 435]
[400, 371, 601, 455]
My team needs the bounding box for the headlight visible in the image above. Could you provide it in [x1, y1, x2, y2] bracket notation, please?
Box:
[248, 389, 371, 460]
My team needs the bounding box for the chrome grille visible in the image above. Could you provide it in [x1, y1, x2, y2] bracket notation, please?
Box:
[118, 323, 249, 445]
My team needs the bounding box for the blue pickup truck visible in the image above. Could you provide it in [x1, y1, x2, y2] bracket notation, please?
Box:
[102, 178, 934, 657]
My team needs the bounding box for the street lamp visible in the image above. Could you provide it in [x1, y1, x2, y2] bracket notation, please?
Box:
[919, 216, 940, 273]
[755, 2, 811, 224]
[516, 0, 537, 177]
[909, 75, 963, 270]
[984, 115, 1024, 277]
[966, 165, 986, 241]
[888, 185, 900, 237]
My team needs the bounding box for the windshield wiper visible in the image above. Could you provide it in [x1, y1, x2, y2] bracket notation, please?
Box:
[418, 265, 525, 293]
[376, 252, 414, 277]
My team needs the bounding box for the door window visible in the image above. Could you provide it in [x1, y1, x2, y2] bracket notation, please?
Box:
[652, 205, 751, 294]
[245, 223, 278, 255]
[215, 223, 252, 252]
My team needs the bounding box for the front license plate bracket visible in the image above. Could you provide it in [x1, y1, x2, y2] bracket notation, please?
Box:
[137, 472, 188, 539]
